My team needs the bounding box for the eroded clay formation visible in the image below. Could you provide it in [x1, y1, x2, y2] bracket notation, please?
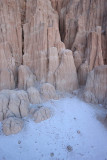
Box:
[0, 0, 107, 135]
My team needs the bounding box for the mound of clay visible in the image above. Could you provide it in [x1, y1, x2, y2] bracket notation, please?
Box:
[0, 90, 29, 121]
[33, 107, 51, 123]
[27, 87, 41, 104]
[40, 83, 58, 101]
[2, 117, 24, 136]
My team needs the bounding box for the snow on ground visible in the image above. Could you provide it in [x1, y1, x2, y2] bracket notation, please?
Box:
[0, 97, 107, 160]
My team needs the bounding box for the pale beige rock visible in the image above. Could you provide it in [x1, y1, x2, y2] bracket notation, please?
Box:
[59, 0, 106, 84]
[33, 107, 51, 123]
[50, 0, 70, 13]
[73, 51, 83, 70]
[40, 83, 57, 101]
[78, 61, 89, 86]
[0, 89, 15, 95]
[5, 110, 14, 119]
[83, 65, 107, 104]
[23, 0, 63, 82]
[104, 97, 107, 107]
[82, 91, 98, 104]
[19, 100, 29, 118]
[8, 91, 29, 118]
[16, 90, 29, 103]
[27, 87, 41, 104]
[16, 90, 29, 117]
[0, 0, 23, 90]
[0, 0, 106, 102]
[0, 69, 15, 90]
[86, 27, 104, 71]
[2, 117, 24, 136]
[18, 65, 36, 90]
[60, 0, 106, 55]
[0, 93, 9, 121]
[0, 112, 3, 121]
[55, 49, 78, 92]
[0, 90, 29, 120]
[8, 94, 21, 118]
[47, 47, 59, 85]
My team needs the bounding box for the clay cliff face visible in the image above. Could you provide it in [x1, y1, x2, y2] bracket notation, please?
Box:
[59, 0, 107, 84]
[0, 0, 107, 104]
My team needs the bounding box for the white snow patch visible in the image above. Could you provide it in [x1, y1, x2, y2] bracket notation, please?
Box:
[0, 97, 107, 160]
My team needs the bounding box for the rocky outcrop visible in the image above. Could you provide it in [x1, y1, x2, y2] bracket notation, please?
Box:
[0, 90, 29, 121]
[32, 107, 51, 123]
[78, 61, 89, 86]
[59, 0, 107, 85]
[50, 0, 70, 13]
[47, 47, 59, 85]
[0, 93, 9, 121]
[55, 49, 78, 92]
[86, 27, 104, 71]
[2, 117, 24, 136]
[23, 0, 62, 82]
[0, 82, 59, 135]
[82, 65, 107, 104]
[27, 87, 41, 104]
[0, 68, 15, 90]
[18, 65, 36, 90]
[0, 0, 107, 106]
[0, 0, 23, 90]
[40, 83, 58, 101]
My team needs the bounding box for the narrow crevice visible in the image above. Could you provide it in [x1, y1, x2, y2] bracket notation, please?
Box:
[20, 0, 27, 64]
[22, 26, 24, 57]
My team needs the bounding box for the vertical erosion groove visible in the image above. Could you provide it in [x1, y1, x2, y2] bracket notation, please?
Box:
[20, 0, 26, 59]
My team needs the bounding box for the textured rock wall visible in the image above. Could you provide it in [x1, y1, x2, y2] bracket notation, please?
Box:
[0, 0, 23, 89]
[0, 0, 79, 92]
[82, 65, 107, 105]
[0, 0, 107, 100]
[59, 0, 107, 84]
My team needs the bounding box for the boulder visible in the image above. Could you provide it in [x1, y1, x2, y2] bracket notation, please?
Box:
[27, 87, 41, 104]
[2, 117, 24, 136]
[19, 100, 29, 118]
[16, 90, 29, 103]
[8, 94, 21, 118]
[40, 83, 57, 101]
[8, 91, 29, 118]
[0, 90, 29, 121]
[33, 107, 51, 123]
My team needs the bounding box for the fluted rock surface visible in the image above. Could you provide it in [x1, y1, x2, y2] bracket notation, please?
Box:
[18, 65, 36, 90]
[59, 0, 107, 85]
[0, 0, 23, 89]
[55, 49, 78, 92]
[82, 65, 107, 104]
[0, 0, 106, 103]
[0, 90, 29, 121]
[23, 0, 63, 82]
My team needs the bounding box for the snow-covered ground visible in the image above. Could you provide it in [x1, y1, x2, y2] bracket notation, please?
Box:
[0, 97, 107, 160]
